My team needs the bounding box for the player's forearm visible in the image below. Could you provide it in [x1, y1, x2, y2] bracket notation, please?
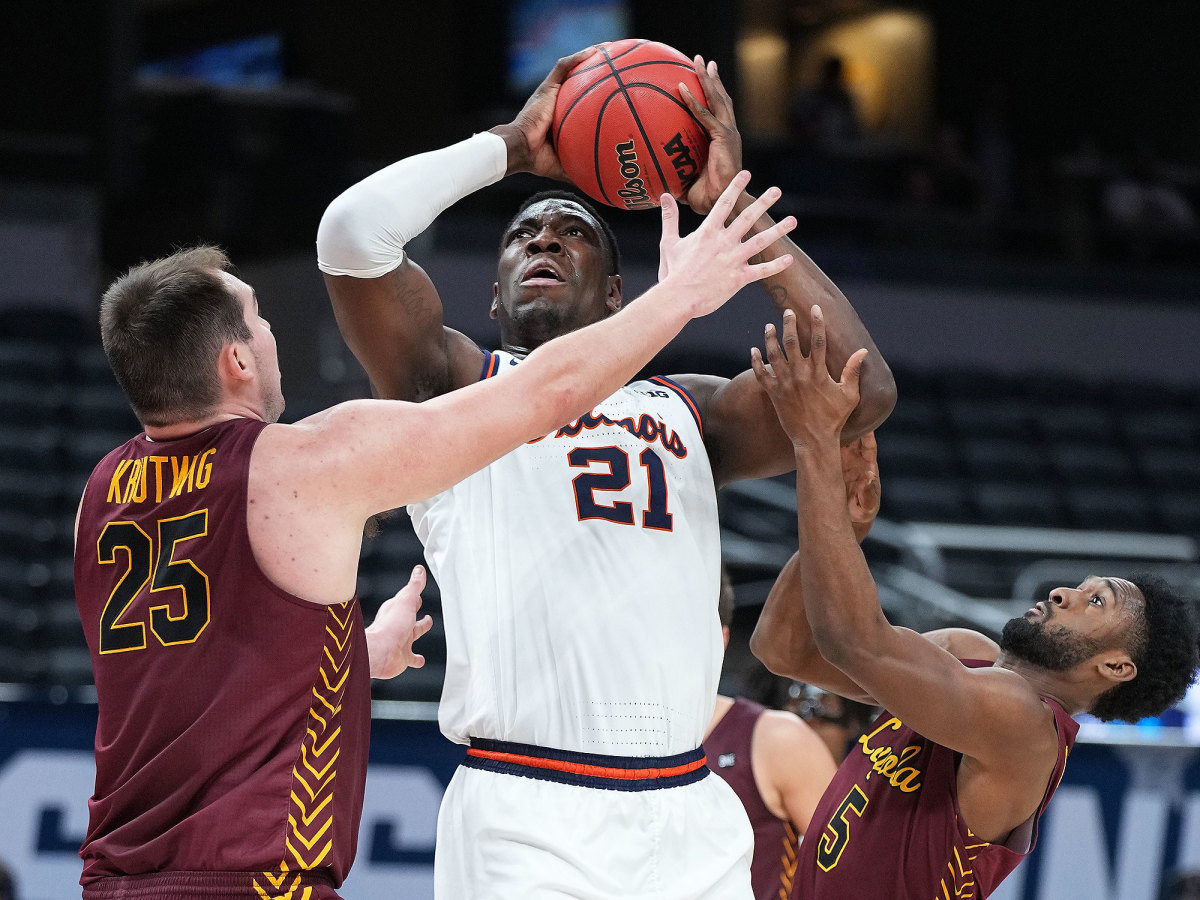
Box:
[490, 123, 536, 175]
[750, 552, 823, 679]
[317, 132, 507, 279]
[732, 193, 896, 437]
[795, 442, 890, 668]
[514, 284, 695, 432]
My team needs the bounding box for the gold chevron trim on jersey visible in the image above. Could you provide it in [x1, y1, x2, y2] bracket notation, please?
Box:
[286, 835, 333, 869]
[289, 791, 333, 826]
[253, 862, 313, 899]
[936, 846, 977, 900]
[287, 813, 333, 851]
[778, 820, 799, 899]
[253, 600, 355, 889]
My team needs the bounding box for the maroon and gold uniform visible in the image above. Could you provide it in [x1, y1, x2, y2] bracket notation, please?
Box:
[74, 419, 371, 899]
[704, 698, 801, 900]
[794, 660, 1077, 900]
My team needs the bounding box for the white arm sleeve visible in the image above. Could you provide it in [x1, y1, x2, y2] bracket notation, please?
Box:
[316, 131, 508, 279]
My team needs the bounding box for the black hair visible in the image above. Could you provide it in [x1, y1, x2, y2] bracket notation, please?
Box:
[1089, 574, 1200, 723]
[508, 190, 621, 275]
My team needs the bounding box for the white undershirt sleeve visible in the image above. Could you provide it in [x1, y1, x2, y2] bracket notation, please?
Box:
[316, 131, 508, 279]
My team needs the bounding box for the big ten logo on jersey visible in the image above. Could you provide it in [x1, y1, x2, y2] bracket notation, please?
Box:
[662, 133, 699, 189]
[637, 388, 671, 399]
[107, 448, 216, 505]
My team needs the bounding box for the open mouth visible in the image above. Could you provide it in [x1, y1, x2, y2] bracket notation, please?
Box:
[520, 261, 566, 285]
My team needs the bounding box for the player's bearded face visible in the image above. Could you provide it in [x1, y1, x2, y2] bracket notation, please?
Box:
[999, 615, 1104, 671]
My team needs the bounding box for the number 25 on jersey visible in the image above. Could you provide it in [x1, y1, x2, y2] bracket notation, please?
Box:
[96, 510, 212, 653]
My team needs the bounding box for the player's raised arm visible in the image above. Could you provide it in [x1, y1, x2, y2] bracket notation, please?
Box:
[751, 434, 882, 702]
[291, 174, 796, 519]
[317, 49, 595, 401]
[748, 307, 1053, 774]
[671, 58, 895, 486]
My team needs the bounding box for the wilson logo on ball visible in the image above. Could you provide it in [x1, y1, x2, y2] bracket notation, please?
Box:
[615, 140, 653, 210]
[552, 39, 712, 209]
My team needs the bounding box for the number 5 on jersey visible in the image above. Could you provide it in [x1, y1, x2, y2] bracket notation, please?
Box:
[96, 510, 212, 653]
[569, 446, 673, 531]
[817, 785, 869, 872]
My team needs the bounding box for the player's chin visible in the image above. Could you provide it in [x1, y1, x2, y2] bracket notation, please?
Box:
[515, 282, 570, 303]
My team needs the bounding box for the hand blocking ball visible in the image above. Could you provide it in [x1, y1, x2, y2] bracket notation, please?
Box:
[552, 39, 710, 210]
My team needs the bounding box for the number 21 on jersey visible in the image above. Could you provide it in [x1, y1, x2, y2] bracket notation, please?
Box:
[568, 446, 673, 531]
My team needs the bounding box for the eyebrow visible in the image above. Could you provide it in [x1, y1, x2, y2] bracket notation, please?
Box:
[511, 210, 598, 234]
[1100, 578, 1124, 606]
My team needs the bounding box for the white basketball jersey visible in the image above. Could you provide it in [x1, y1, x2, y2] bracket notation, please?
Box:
[409, 350, 723, 756]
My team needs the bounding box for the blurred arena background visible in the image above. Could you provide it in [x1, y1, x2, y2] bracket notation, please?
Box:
[1, 1, 1199, 898]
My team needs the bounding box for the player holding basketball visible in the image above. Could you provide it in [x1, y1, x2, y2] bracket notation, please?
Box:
[749, 306, 1200, 899]
[73, 180, 790, 900]
[317, 47, 895, 897]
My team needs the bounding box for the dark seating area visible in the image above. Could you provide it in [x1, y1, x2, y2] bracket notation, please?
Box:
[874, 369, 1200, 536]
[0, 313, 1197, 698]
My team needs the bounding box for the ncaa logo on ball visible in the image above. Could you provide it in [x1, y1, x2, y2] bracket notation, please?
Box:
[615, 140, 653, 210]
[663, 133, 700, 189]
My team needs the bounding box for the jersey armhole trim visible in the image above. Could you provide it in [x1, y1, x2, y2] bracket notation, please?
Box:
[649, 376, 704, 438]
[478, 351, 500, 381]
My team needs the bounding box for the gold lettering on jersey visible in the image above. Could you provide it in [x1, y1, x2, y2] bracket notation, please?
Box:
[107, 459, 133, 502]
[106, 450, 217, 504]
[857, 717, 923, 793]
[543, 410, 688, 458]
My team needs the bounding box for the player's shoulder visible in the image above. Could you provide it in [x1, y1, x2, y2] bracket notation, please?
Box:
[962, 662, 1063, 747]
[752, 708, 837, 782]
[924, 627, 1001, 662]
[448, 330, 490, 389]
[661, 373, 726, 406]
[753, 707, 825, 751]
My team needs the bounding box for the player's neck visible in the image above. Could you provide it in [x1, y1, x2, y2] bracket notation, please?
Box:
[499, 341, 532, 359]
[144, 411, 260, 442]
[993, 654, 1087, 716]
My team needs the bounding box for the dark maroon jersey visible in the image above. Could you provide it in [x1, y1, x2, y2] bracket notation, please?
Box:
[705, 698, 801, 900]
[793, 660, 1078, 900]
[73, 418, 371, 898]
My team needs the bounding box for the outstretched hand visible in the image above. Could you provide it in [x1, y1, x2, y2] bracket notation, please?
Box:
[657, 171, 796, 313]
[503, 47, 597, 179]
[366, 565, 434, 679]
[750, 305, 869, 448]
[842, 432, 881, 542]
[678, 56, 743, 214]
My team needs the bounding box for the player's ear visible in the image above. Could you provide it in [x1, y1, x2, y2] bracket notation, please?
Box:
[219, 342, 257, 392]
[490, 282, 500, 319]
[605, 274, 622, 313]
[1097, 652, 1137, 686]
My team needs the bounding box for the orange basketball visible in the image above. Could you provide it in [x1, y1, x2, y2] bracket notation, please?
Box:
[552, 39, 710, 210]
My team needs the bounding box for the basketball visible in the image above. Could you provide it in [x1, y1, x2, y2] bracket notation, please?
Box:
[552, 39, 710, 210]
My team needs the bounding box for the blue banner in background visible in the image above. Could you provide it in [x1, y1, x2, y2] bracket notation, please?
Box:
[1, 700, 1197, 900]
